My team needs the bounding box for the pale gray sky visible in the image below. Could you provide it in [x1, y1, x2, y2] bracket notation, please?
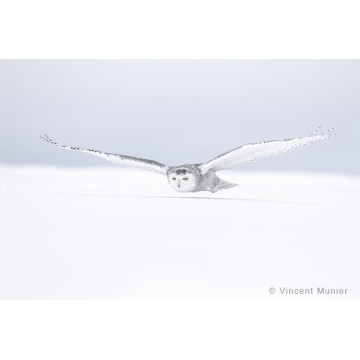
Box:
[0, 60, 359, 173]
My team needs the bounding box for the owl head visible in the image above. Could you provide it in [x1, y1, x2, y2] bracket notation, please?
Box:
[167, 167, 198, 192]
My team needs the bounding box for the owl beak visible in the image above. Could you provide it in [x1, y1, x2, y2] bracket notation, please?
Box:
[178, 180, 181, 188]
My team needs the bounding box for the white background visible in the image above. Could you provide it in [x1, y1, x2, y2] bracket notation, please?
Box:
[1, 60, 359, 174]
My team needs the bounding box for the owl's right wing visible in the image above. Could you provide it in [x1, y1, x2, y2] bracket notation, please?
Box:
[199, 126, 336, 174]
[40, 135, 169, 175]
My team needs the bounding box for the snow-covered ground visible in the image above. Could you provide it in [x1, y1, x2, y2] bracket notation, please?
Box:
[1, 165, 359, 299]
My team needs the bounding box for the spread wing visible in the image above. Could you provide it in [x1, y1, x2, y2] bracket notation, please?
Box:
[200, 126, 336, 174]
[40, 135, 169, 175]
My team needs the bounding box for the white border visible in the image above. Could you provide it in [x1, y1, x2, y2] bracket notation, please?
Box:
[1, 0, 360, 58]
[0, 300, 359, 359]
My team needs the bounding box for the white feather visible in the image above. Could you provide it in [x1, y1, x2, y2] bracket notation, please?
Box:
[199, 127, 336, 174]
[40, 135, 168, 175]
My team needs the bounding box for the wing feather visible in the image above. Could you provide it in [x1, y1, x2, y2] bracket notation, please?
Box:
[40, 135, 169, 175]
[200, 127, 336, 174]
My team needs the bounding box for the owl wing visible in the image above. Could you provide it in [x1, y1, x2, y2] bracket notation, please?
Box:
[40, 135, 169, 175]
[199, 126, 336, 174]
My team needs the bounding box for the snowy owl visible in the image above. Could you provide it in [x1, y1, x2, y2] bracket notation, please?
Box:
[40, 126, 336, 193]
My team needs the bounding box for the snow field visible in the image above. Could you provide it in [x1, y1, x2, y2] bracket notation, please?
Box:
[1, 165, 359, 299]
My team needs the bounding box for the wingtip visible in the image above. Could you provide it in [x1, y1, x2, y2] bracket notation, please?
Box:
[310, 126, 338, 139]
[322, 128, 338, 140]
[39, 134, 53, 143]
[310, 125, 323, 136]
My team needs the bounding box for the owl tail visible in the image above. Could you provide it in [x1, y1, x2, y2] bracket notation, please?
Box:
[217, 178, 238, 191]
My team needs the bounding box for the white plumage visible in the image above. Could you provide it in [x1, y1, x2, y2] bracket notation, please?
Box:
[40, 126, 336, 193]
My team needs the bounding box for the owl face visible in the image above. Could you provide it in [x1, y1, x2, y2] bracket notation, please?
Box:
[168, 168, 197, 192]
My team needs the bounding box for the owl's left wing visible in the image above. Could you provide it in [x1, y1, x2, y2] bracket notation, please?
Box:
[40, 135, 169, 175]
[199, 127, 336, 174]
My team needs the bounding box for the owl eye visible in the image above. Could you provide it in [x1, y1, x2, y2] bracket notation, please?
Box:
[183, 177, 189, 181]
[172, 177, 176, 180]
